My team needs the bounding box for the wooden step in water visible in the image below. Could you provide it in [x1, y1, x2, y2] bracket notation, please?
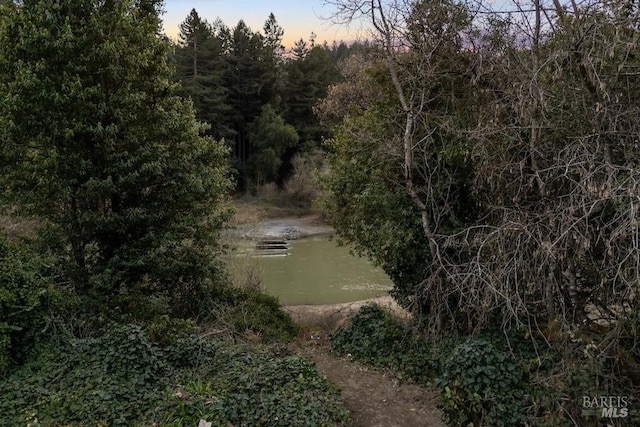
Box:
[255, 239, 289, 255]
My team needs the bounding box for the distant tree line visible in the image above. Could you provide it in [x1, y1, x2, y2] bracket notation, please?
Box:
[171, 9, 369, 191]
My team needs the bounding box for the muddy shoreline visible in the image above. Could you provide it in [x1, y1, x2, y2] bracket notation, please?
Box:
[230, 214, 334, 240]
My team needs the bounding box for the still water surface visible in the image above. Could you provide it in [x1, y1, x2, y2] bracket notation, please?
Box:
[235, 234, 392, 305]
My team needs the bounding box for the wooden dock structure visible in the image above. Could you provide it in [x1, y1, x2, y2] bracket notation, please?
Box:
[255, 238, 289, 256]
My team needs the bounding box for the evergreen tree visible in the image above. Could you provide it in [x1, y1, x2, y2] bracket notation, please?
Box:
[0, 0, 232, 315]
[263, 12, 285, 59]
[225, 20, 273, 184]
[174, 8, 232, 140]
[260, 13, 285, 108]
[283, 42, 340, 150]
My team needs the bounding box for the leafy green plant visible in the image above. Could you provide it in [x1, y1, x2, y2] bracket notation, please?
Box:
[146, 315, 198, 346]
[0, 326, 349, 426]
[159, 334, 351, 426]
[0, 0, 233, 319]
[0, 237, 62, 374]
[331, 304, 437, 383]
[436, 337, 525, 427]
[207, 286, 299, 342]
[331, 304, 409, 362]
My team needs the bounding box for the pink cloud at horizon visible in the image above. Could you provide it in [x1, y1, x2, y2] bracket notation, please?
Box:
[161, 0, 367, 48]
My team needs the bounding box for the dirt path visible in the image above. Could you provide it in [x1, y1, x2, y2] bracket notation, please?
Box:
[231, 208, 446, 425]
[286, 298, 445, 427]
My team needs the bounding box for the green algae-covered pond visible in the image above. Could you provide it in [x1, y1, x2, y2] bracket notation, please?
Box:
[233, 234, 392, 305]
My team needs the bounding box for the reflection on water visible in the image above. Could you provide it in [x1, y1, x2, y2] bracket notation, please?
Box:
[233, 234, 392, 305]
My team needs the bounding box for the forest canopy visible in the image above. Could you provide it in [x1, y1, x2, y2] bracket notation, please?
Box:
[2, 0, 640, 424]
[170, 7, 366, 191]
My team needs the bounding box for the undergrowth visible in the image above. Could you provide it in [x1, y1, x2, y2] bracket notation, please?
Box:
[0, 324, 350, 426]
[331, 304, 638, 427]
[0, 236, 342, 426]
[0, 237, 64, 374]
[206, 285, 299, 342]
[330, 304, 438, 382]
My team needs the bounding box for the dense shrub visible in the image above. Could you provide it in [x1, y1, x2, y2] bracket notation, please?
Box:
[436, 337, 525, 427]
[0, 325, 168, 426]
[54, 282, 298, 345]
[0, 325, 349, 426]
[207, 286, 299, 342]
[331, 304, 438, 383]
[331, 305, 640, 426]
[0, 237, 62, 374]
[332, 307, 526, 426]
[163, 347, 349, 426]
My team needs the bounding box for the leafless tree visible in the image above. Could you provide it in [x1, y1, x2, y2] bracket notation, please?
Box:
[324, 0, 640, 358]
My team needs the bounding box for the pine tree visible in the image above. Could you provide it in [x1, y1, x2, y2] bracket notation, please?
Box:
[0, 0, 232, 314]
[283, 42, 340, 149]
[263, 12, 284, 59]
[174, 8, 232, 140]
[224, 20, 272, 184]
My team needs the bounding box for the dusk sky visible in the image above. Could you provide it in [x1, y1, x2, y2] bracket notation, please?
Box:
[161, 0, 365, 48]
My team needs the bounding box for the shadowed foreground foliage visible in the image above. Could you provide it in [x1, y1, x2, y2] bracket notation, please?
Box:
[332, 304, 638, 426]
[0, 325, 349, 427]
[0, 1, 350, 425]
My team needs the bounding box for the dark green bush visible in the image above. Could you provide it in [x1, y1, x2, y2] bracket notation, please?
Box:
[0, 325, 349, 426]
[436, 337, 525, 427]
[0, 237, 62, 374]
[146, 315, 198, 346]
[208, 286, 299, 342]
[331, 305, 529, 426]
[0, 324, 170, 426]
[331, 305, 640, 426]
[331, 304, 437, 383]
[331, 304, 407, 363]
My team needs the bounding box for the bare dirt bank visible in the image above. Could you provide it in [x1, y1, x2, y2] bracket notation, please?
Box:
[284, 296, 409, 333]
[232, 214, 334, 240]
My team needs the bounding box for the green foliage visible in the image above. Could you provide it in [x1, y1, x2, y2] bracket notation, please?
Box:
[0, 237, 62, 374]
[0, 326, 349, 427]
[173, 8, 232, 141]
[146, 315, 198, 346]
[163, 348, 349, 426]
[324, 111, 432, 303]
[436, 337, 525, 427]
[282, 43, 341, 148]
[169, 8, 343, 190]
[331, 306, 635, 426]
[248, 104, 299, 186]
[0, 0, 233, 317]
[208, 286, 299, 342]
[0, 325, 168, 426]
[330, 305, 437, 383]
